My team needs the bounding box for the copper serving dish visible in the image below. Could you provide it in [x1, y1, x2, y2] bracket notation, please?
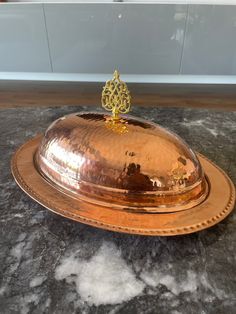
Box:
[11, 71, 235, 236]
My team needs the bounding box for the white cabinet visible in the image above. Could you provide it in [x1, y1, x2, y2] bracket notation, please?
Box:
[44, 3, 187, 74]
[0, 4, 51, 72]
[181, 5, 236, 75]
[1, 2, 236, 79]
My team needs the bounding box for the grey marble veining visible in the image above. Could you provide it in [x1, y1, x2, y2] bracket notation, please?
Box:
[0, 106, 236, 314]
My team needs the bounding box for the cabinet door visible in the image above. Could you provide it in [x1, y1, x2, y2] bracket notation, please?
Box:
[44, 3, 187, 75]
[0, 4, 51, 72]
[181, 5, 236, 75]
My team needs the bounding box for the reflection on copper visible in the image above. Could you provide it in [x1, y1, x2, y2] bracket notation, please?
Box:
[35, 112, 209, 213]
[104, 116, 128, 134]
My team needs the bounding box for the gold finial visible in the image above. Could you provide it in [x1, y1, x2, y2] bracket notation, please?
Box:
[101, 70, 131, 120]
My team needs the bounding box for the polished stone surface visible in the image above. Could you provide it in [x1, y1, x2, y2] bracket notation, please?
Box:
[0, 106, 235, 314]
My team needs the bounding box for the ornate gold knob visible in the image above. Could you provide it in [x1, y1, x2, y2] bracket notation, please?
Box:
[101, 70, 131, 120]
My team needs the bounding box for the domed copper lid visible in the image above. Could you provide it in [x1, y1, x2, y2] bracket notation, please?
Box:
[35, 71, 208, 213]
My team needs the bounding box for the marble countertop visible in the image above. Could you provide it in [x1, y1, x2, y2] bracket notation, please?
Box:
[0, 106, 236, 314]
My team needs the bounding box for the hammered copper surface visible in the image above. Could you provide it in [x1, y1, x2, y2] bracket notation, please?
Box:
[11, 135, 235, 236]
[34, 112, 209, 213]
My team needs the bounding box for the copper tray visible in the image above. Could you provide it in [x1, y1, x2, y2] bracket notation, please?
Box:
[11, 134, 235, 236]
